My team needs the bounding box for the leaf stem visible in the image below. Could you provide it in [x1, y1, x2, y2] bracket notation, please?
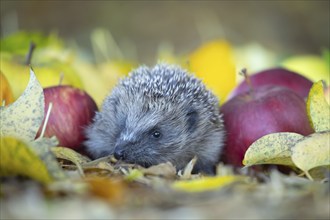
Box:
[305, 171, 314, 181]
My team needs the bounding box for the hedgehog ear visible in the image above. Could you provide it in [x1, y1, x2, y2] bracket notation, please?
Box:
[186, 109, 198, 132]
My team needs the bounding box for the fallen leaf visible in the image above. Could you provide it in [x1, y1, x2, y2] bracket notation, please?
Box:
[31, 137, 66, 180]
[0, 136, 53, 184]
[243, 132, 304, 167]
[178, 156, 198, 179]
[306, 81, 330, 132]
[0, 69, 66, 182]
[51, 147, 91, 176]
[308, 166, 330, 181]
[124, 169, 144, 182]
[0, 68, 44, 142]
[142, 162, 176, 178]
[172, 175, 246, 193]
[51, 147, 91, 164]
[188, 40, 236, 101]
[85, 177, 127, 205]
[0, 71, 14, 105]
[80, 155, 117, 174]
[291, 131, 330, 180]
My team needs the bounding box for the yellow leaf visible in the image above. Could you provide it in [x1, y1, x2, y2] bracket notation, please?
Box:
[291, 131, 330, 178]
[96, 61, 135, 106]
[0, 54, 84, 99]
[0, 68, 44, 142]
[72, 62, 108, 107]
[172, 175, 245, 193]
[0, 136, 53, 184]
[188, 40, 236, 101]
[281, 55, 329, 85]
[243, 132, 303, 167]
[0, 71, 14, 105]
[306, 81, 330, 132]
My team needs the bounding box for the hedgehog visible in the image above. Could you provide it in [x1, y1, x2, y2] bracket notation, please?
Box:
[85, 63, 225, 174]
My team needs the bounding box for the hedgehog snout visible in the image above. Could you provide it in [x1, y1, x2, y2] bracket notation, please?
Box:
[114, 147, 125, 160]
[113, 140, 133, 160]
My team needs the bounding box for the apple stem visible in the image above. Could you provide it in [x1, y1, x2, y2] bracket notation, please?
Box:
[58, 72, 64, 86]
[25, 42, 36, 65]
[40, 102, 53, 138]
[240, 68, 254, 94]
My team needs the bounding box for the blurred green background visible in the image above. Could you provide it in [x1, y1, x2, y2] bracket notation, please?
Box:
[1, 0, 329, 63]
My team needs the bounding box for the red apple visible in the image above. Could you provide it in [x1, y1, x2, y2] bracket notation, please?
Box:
[221, 85, 313, 166]
[227, 68, 313, 100]
[36, 85, 98, 150]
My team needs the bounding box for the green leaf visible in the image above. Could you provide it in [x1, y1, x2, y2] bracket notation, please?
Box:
[0, 31, 63, 55]
[243, 132, 303, 167]
[0, 68, 44, 142]
[306, 81, 330, 132]
[322, 48, 330, 68]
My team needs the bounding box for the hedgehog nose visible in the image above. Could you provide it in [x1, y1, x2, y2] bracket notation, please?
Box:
[114, 147, 125, 160]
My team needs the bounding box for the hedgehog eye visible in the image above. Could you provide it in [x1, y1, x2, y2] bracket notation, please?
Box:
[151, 130, 161, 139]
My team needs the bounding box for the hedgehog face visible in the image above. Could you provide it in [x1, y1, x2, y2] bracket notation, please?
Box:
[111, 98, 197, 167]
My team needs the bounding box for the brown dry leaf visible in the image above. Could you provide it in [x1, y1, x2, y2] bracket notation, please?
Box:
[83, 155, 113, 165]
[51, 147, 91, 176]
[80, 156, 118, 176]
[142, 162, 176, 178]
[85, 177, 127, 205]
[178, 156, 198, 179]
[51, 147, 91, 164]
